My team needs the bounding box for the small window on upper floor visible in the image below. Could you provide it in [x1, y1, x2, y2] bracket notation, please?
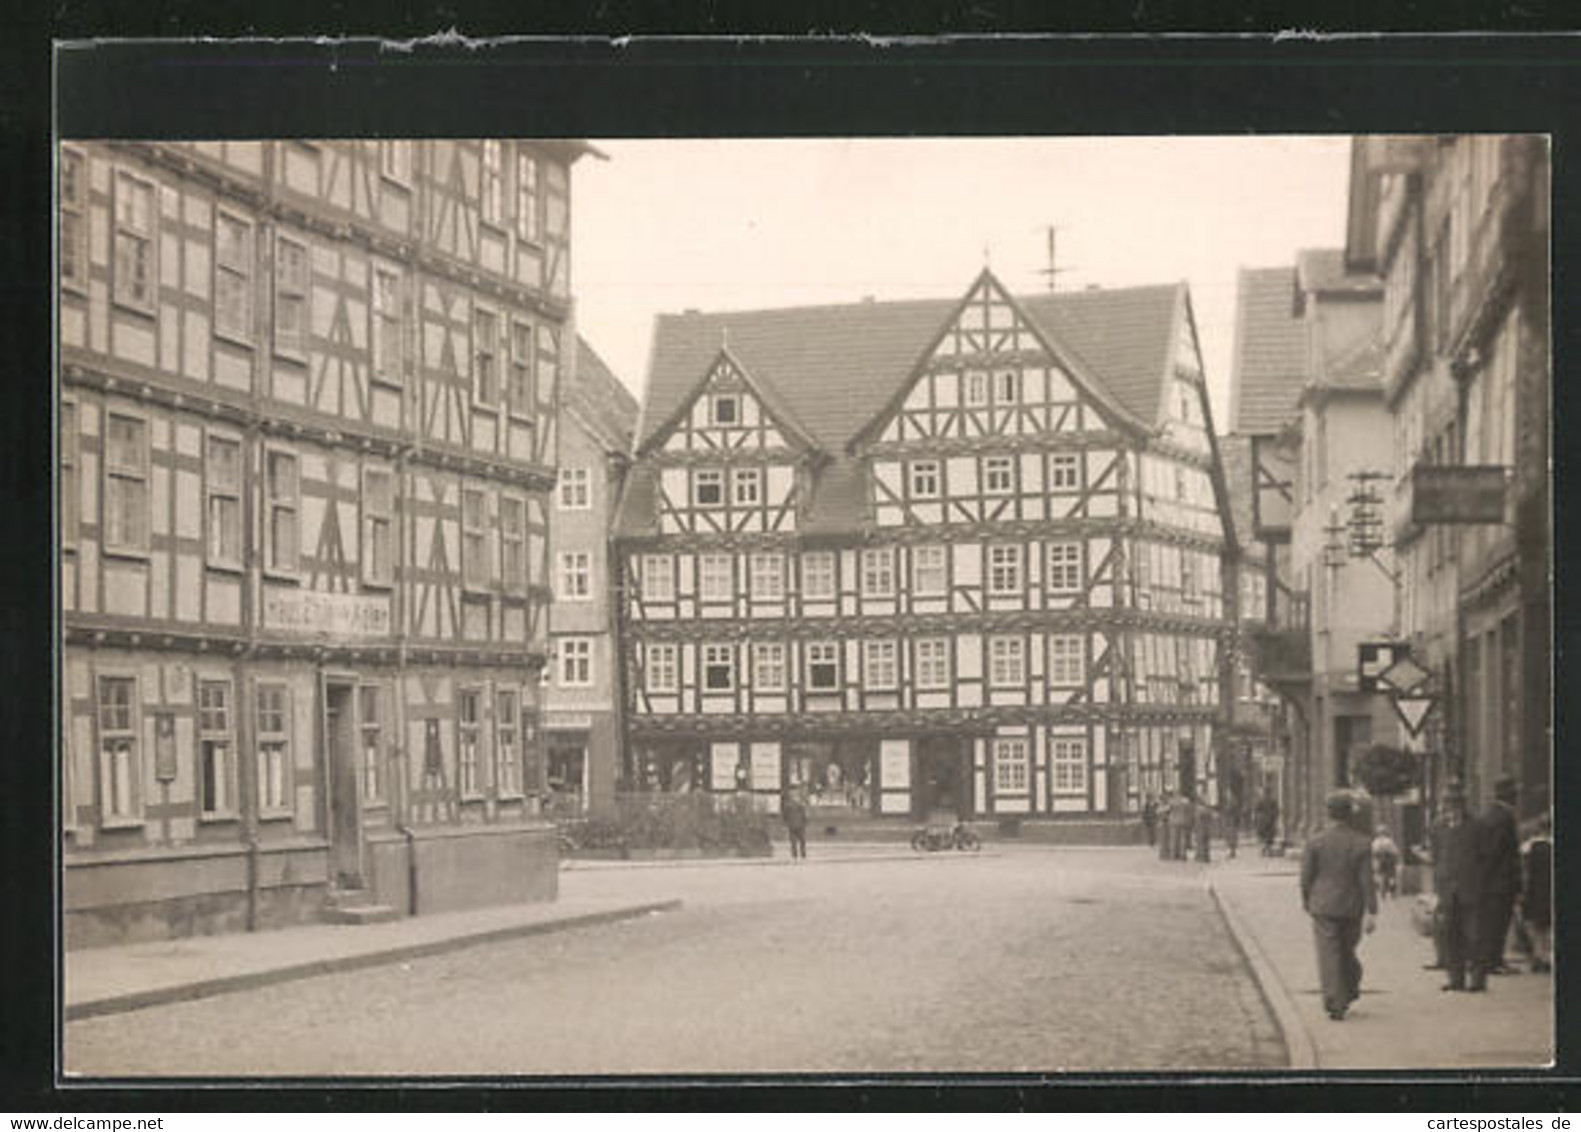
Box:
[964, 370, 989, 407]
[558, 467, 590, 511]
[711, 394, 740, 426]
[909, 460, 940, 499]
[694, 469, 724, 509]
[380, 140, 412, 186]
[732, 467, 762, 507]
[996, 370, 1019, 403]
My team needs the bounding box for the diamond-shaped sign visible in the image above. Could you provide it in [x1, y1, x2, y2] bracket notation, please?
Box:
[1391, 695, 1436, 737]
[1359, 641, 1409, 694]
[1380, 655, 1433, 696]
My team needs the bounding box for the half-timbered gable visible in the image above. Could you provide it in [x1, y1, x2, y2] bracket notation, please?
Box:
[615, 270, 1239, 825]
[59, 139, 593, 947]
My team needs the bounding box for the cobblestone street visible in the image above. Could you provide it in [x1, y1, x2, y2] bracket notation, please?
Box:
[65, 847, 1285, 1077]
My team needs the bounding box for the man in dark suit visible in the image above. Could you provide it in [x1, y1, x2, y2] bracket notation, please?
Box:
[1301, 790, 1378, 1020]
[1471, 775, 1523, 982]
[1430, 781, 1478, 990]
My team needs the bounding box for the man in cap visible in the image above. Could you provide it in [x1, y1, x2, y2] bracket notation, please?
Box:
[1301, 789, 1378, 1020]
[1471, 774, 1524, 981]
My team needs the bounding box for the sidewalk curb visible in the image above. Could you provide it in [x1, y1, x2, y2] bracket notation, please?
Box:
[563, 850, 1000, 871]
[1207, 877, 1319, 1071]
[65, 898, 683, 1023]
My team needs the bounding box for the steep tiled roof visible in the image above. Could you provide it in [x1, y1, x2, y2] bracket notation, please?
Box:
[1229, 266, 1308, 436]
[569, 337, 640, 455]
[1296, 247, 1383, 299]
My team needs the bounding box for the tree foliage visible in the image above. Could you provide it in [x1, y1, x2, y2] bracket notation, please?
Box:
[1353, 743, 1419, 799]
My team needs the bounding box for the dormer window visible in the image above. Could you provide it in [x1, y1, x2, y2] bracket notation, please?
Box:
[711, 394, 739, 426]
[694, 469, 724, 508]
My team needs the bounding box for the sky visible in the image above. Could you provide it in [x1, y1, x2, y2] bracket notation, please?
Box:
[570, 137, 1354, 428]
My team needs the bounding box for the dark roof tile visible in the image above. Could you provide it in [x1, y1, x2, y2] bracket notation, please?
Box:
[1229, 266, 1308, 436]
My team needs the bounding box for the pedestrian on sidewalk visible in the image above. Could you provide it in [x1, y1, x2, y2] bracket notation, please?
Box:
[1223, 797, 1241, 859]
[1157, 793, 1175, 860]
[1520, 816, 1552, 973]
[1255, 788, 1280, 856]
[1431, 781, 1480, 991]
[1194, 799, 1214, 863]
[782, 784, 809, 860]
[1424, 781, 1469, 973]
[1473, 775, 1523, 977]
[1142, 795, 1159, 847]
[1300, 790, 1377, 1021]
[1169, 788, 1194, 861]
[1372, 826, 1400, 899]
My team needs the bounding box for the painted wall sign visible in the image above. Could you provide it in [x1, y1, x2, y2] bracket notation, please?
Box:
[263, 590, 391, 638]
[1411, 465, 1507, 525]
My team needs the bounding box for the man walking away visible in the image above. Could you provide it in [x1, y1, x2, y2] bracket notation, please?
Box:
[1432, 782, 1478, 991]
[1301, 790, 1378, 1020]
[1474, 775, 1523, 977]
[1255, 789, 1280, 856]
[1521, 816, 1552, 973]
[782, 784, 808, 860]
[1372, 826, 1400, 899]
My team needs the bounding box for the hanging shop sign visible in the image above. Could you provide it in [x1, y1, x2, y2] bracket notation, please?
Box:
[1358, 641, 1411, 695]
[1411, 465, 1507, 525]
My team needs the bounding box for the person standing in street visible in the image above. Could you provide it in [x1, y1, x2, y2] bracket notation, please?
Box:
[1520, 816, 1553, 973]
[1301, 790, 1378, 1020]
[1142, 795, 1159, 847]
[1474, 775, 1523, 977]
[782, 783, 808, 860]
[1255, 788, 1280, 856]
[1169, 788, 1194, 861]
[1157, 793, 1175, 861]
[1194, 798, 1214, 863]
[1431, 782, 1479, 991]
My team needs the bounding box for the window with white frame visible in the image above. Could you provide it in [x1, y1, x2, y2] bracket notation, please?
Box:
[1052, 736, 1087, 795]
[362, 466, 395, 588]
[989, 636, 1025, 687]
[273, 234, 310, 357]
[988, 544, 1022, 595]
[996, 370, 1019, 403]
[463, 487, 491, 591]
[558, 467, 590, 510]
[711, 394, 739, 426]
[699, 554, 732, 601]
[481, 140, 504, 225]
[1047, 542, 1082, 593]
[97, 675, 141, 825]
[964, 370, 988, 406]
[499, 494, 526, 596]
[473, 306, 499, 407]
[559, 637, 593, 686]
[807, 641, 840, 691]
[113, 170, 156, 310]
[60, 401, 77, 549]
[60, 148, 88, 291]
[915, 637, 951, 690]
[515, 150, 540, 242]
[753, 642, 787, 691]
[104, 413, 150, 556]
[371, 268, 404, 386]
[702, 644, 734, 691]
[508, 320, 535, 418]
[1181, 553, 1198, 603]
[861, 547, 895, 598]
[909, 460, 940, 499]
[380, 140, 412, 185]
[993, 737, 1029, 794]
[749, 553, 784, 600]
[645, 643, 678, 693]
[263, 448, 299, 575]
[732, 467, 762, 507]
[255, 683, 292, 817]
[359, 684, 383, 805]
[984, 456, 1014, 495]
[205, 433, 243, 570]
[864, 639, 898, 690]
[694, 469, 724, 508]
[1049, 452, 1079, 491]
[457, 688, 482, 798]
[1049, 635, 1085, 686]
[214, 213, 253, 341]
[801, 551, 835, 599]
[495, 688, 521, 797]
[559, 550, 591, 601]
[912, 545, 946, 596]
[640, 554, 674, 601]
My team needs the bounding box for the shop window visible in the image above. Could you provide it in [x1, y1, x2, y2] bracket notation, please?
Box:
[988, 544, 1022, 595]
[558, 467, 590, 510]
[60, 148, 88, 292]
[558, 550, 591, 601]
[113, 170, 156, 311]
[754, 643, 787, 692]
[912, 545, 946, 596]
[645, 643, 678, 693]
[801, 551, 835, 599]
[457, 688, 482, 798]
[496, 688, 521, 798]
[559, 637, 593, 687]
[273, 234, 310, 359]
[103, 412, 150, 557]
[96, 675, 141, 826]
[915, 638, 951, 689]
[360, 684, 383, 805]
[263, 447, 300, 576]
[861, 548, 895, 598]
[864, 639, 898, 690]
[989, 636, 1025, 688]
[993, 737, 1029, 795]
[702, 644, 733, 692]
[214, 212, 253, 342]
[807, 642, 840, 691]
[1052, 736, 1088, 795]
[255, 683, 293, 818]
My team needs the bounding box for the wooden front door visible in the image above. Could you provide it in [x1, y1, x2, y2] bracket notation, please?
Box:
[323, 679, 363, 888]
[915, 734, 968, 820]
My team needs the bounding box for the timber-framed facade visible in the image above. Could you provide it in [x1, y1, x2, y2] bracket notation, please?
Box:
[58, 139, 586, 947]
[613, 271, 1240, 828]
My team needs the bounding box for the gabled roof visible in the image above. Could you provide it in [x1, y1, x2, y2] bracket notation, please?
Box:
[569, 337, 640, 456]
[1229, 266, 1309, 436]
[635, 280, 1189, 455]
[635, 344, 820, 458]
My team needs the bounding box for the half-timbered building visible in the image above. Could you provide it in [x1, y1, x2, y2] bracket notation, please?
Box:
[613, 271, 1240, 831]
[58, 139, 585, 946]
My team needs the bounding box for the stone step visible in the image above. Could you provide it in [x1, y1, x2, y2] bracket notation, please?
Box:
[322, 902, 403, 926]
